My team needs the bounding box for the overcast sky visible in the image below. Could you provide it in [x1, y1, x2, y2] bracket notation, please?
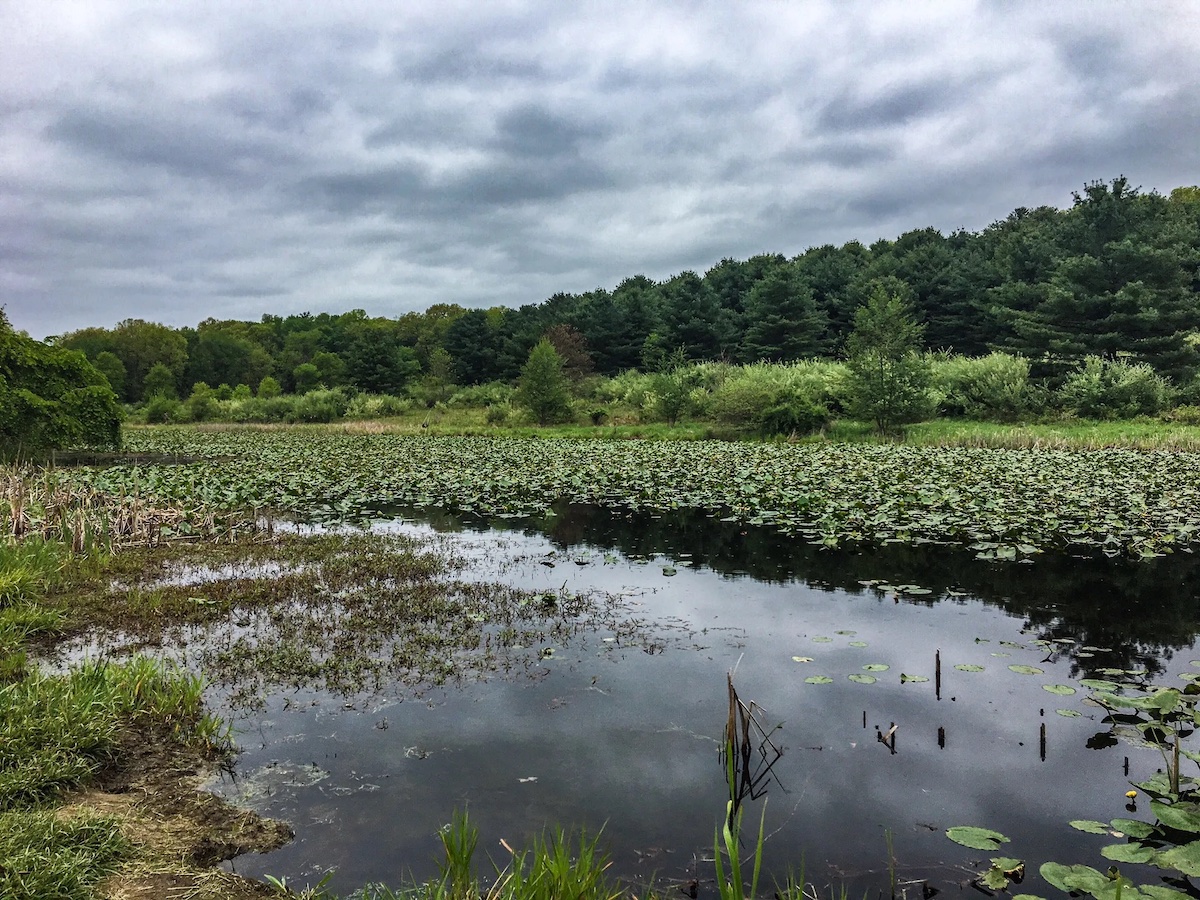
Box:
[2, 1, 1198, 339]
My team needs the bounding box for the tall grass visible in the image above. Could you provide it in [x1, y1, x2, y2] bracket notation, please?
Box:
[0, 658, 228, 811]
[330, 809, 621, 900]
[0, 810, 130, 899]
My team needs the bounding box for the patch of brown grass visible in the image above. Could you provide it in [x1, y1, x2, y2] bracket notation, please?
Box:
[56, 723, 291, 900]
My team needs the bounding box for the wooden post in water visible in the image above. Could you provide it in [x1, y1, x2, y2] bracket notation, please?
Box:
[935, 649, 942, 701]
[937, 726, 945, 749]
[1040, 722, 1047, 762]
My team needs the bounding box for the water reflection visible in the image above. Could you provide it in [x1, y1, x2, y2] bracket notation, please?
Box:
[409, 502, 1200, 677]
[213, 503, 1200, 897]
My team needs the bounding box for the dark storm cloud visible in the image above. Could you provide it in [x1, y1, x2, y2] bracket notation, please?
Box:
[0, 1, 1197, 337]
[816, 80, 958, 132]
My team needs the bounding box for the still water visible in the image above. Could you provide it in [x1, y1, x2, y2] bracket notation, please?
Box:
[209, 504, 1200, 897]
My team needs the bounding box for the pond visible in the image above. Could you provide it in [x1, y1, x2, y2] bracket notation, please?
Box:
[178, 503, 1200, 897]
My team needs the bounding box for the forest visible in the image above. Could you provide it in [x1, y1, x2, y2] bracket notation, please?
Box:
[43, 178, 1200, 429]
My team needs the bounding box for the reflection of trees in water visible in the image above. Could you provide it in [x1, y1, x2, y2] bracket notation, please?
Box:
[532, 504, 1200, 677]
[382, 501, 1200, 677]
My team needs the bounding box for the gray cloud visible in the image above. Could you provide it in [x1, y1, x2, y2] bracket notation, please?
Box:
[0, 0, 1197, 338]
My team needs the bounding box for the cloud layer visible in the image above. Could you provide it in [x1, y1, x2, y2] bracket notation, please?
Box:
[2, 1, 1197, 337]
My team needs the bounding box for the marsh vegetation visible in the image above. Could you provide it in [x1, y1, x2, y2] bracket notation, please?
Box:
[8, 423, 1200, 899]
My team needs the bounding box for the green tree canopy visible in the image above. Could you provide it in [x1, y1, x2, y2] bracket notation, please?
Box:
[0, 310, 122, 459]
[996, 178, 1200, 381]
[844, 281, 934, 432]
[516, 339, 573, 425]
[740, 265, 830, 362]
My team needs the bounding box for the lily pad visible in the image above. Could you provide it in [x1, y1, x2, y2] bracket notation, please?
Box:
[1008, 664, 1044, 676]
[662, 566, 677, 576]
[848, 674, 877, 685]
[811, 636, 833, 643]
[900, 674, 929, 683]
[955, 664, 985, 672]
[1043, 684, 1077, 695]
[946, 826, 1010, 851]
[1056, 709, 1082, 718]
[863, 664, 890, 672]
[791, 656, 814, 663]
[804, 675, 834, 685]
[1155, 839, 1200, 876]
[1068, 820, 1110, 834]
[1110, 818, 1156, 839]
[848, 641, 869, 648]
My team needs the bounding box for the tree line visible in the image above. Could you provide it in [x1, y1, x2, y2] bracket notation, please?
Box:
[46, 178, 1200, 407]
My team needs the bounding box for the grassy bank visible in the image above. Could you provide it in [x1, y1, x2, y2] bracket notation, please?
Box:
[149, 414, 1200, 452]
[0, 479, 290, 900]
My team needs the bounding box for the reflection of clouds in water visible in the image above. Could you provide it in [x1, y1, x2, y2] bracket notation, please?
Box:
[217, 513, 1196, 894]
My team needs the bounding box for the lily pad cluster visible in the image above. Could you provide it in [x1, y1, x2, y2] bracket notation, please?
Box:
[64, 431, 1200, 559]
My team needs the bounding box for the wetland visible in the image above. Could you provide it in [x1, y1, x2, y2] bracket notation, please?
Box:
[14, 429, 1200, 898]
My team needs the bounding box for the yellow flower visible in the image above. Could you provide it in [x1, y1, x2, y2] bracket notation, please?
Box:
[1126, 790, 1138, 799]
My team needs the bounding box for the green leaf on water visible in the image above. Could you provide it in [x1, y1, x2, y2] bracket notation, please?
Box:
[1140, 886, 1191, 900]
[835, 630, 856, 635]
[982, 858, 1024, 891]
[1110, 818, 1155, 839]
[1151, 801, 1200, 833]
[804, 675, 833, 685]
[1069, 820, 1111, 834]
[812, 636, 833, 643]
[1056, 709, 1082, 717]
[900, 674, 929, 683]
[1009, 664, 1044, 675]
[863, 664, 889, 671]
[955, 664, 985, 672]
[791, 656, 814, 663]
[848, 674, 877, 685]
[1155, 838, 1200, 876]
[1043, 684, 1077, 695]
[848, 641, 868, 647]
[1039, 863, 1108, 894]
[662, 566, 676, 576]
[946, 826, 1010, 851]
[1100, 842, 1156, 864]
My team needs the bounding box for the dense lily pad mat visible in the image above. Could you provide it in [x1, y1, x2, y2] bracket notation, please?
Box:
[69, 429, 1200, 558]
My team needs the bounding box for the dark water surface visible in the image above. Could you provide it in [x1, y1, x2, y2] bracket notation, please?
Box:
[210, 504, 1200, 897]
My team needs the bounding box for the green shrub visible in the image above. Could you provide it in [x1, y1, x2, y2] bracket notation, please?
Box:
[709, 377, 778, 427]
[759, 396, 830, 436]
[257, 376, 282, 399]
[1163, 404, 1200, 425]
[932, 352, 1037, 420]
[287, 388, 350, 423]
[485, 405, 509, 425]
[448, 382, 516, 409]
[184, 384, 218, 423]
[346, 393, 411, 419]
[592, 370, 655, 407]
[142, 394, 183, 424]
[708, 361, 845, 427]
[1060, 357, 1174, 419]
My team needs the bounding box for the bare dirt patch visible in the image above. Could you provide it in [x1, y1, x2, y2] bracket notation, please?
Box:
[56, 724, 291, 900]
